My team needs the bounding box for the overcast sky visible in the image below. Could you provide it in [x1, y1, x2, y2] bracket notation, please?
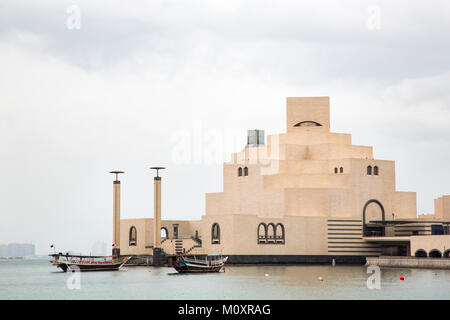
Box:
[1, 0, 449, 254]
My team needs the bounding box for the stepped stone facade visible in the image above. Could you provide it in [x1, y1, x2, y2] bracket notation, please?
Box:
[119, 97, 450, 264]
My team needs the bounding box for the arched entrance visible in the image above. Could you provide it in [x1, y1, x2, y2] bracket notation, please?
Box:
[415, 249, 427, 258]
[444, 250, 450, 258]
[429, 249, 442, 258]
[363, 199, 385, 237]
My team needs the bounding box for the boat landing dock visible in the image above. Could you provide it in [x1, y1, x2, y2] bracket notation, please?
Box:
[366, 256, 450, 269]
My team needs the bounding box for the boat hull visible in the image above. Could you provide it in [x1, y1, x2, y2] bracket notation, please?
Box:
[55, 263, 126, 272]
[172, 256, 227, 273]
[173, 265, 223, 273]
[50, 254, 131, 272]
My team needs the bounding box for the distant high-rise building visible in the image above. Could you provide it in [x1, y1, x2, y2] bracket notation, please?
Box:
[0, 244, 7, 257]
[91, 241, 107, 256]
[5, 243, 35, 257]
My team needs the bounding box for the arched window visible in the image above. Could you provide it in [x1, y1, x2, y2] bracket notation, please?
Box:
[374, 166, 379, 175]
[129, 226, 137, 246]
[294, 121, 322, 127]
[334, 167, 338, 174]
[275, 223, 285, 244]
[258, 223, 267, 244]
[340, 167, 343, 173]
[161, 227, 168, 239]
[244, 167, 248, 176]
[415, 249, 427, 258]
[267, 223, 276, 243]
[238, 167, 242, 177]
[211, 223, 220, 244]
[429, 249, 442, 258]
[367, 166, 372, 175]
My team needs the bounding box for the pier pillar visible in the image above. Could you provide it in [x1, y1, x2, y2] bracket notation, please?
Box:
[110, 170, 124, 257]
[151, 167, 166, 266]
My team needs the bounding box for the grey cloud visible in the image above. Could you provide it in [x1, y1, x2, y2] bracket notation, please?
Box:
[1, 0, 450, 82]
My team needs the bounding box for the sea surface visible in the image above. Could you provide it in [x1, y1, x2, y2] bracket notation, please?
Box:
[1, 258, 450, 299]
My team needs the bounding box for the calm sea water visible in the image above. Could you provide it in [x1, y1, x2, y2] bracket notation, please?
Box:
[1, 258, 450, 299]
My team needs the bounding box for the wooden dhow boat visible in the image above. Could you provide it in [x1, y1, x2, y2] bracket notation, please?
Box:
[49, 253, 131, 272]
[173, 254, 228, 273]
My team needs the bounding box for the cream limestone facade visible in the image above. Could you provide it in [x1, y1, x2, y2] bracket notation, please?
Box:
[118, 97, 450, 264]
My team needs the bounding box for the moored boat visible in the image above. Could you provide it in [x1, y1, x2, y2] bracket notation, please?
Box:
[173, 254, 228, 273]
[49, 253, 131, 272]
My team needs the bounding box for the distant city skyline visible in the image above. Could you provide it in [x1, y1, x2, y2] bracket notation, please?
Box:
[0, 243, 35, 257]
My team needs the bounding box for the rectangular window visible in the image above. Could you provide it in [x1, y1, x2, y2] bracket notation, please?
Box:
[173, 224, 179, 239]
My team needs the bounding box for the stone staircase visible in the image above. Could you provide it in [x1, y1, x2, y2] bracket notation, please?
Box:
[185, 236, 202, 254]
[161, 237, 203, 256]
[175, 239, 184, 255]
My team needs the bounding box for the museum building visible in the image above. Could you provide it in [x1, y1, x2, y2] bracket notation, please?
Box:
[112, 97, 450, 265]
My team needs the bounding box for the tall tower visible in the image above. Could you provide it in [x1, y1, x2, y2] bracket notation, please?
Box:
[110, 170, 124, 257]
[150, 166, 166, 266]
